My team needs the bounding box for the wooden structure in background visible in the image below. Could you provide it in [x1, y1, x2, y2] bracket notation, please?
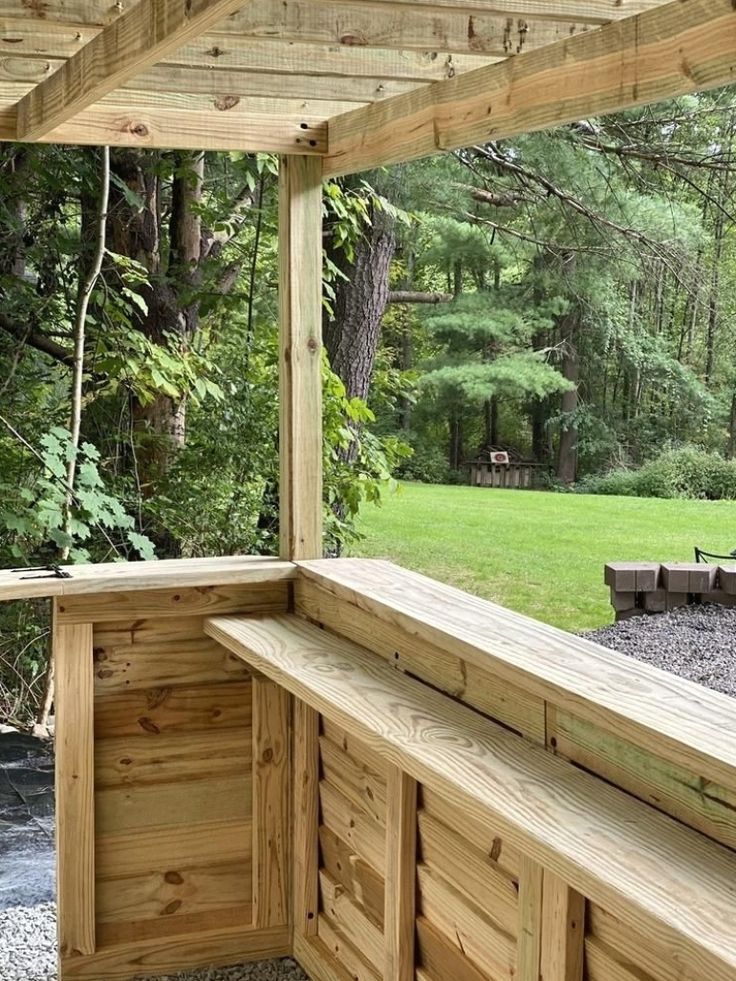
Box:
[1, 0, 736, 978]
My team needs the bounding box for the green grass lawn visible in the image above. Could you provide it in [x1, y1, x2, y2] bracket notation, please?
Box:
[351, 483, 736, 632]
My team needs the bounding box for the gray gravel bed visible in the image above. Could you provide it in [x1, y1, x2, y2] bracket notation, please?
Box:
[586, 602, 736, 697]
[0, 900, 307, 981]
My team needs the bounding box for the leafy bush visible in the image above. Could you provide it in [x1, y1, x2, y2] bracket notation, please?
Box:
[577, 446, 736, 500]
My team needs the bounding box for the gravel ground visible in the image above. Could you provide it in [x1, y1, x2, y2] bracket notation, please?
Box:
[0, 900, 307, 981]
[586, 602, 736, 697]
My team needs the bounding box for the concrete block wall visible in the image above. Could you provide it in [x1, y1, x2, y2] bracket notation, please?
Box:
[604, 562, 736, 620]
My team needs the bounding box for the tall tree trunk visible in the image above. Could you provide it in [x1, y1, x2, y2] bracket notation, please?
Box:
[484, 397, 498, 446]
[448, 410, 464, 470]
[108, 150, 205, 492]
[324, 205, 397, 403]
[557, 307, 580, 485]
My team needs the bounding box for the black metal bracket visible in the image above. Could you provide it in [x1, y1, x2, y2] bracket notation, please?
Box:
[8, 563, 73, 580]
[694, 546, 736, 563]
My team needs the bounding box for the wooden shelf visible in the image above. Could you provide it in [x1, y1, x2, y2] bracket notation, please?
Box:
[205, 610, 736, 981]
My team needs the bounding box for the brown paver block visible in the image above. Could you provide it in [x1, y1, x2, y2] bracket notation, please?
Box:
[610, 589, 637, 612]
[643, 589, 666, 613]
[604, 562, 637, 592]
[635, 563, 661, 592]
[660, 563, 690, 593]
[718, 565, 736, 594]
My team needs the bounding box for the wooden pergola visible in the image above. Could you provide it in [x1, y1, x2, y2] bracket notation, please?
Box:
[2, 2, 736, 980]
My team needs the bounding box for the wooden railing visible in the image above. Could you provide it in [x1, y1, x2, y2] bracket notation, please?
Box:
[2, 555, 735, 981]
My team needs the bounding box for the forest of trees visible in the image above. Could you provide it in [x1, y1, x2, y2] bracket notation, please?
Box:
[2, 87, 736, 721]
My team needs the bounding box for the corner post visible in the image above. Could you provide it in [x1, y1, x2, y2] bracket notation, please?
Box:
[278, 154, 323, 561]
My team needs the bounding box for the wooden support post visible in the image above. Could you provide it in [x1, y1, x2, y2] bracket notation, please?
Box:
[54, 607, 95, 959]
[385, 766, 417, 981]
[252, 675, 291, 928]
[292, 699, 320, 940]
[540, 871, 585, 981]
[518, 856, 544, 981]
[278, 154, 323, 561]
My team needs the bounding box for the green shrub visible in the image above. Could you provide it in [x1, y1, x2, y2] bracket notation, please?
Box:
[578, 446, 736, 500]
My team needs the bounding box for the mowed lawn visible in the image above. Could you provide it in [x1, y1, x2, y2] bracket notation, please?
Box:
[352, 483, 736, 631]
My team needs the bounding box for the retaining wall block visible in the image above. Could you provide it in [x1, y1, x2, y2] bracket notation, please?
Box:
[718, 565, 736, 594]
[643, 589, 667, 613]
[660, 563, 690, 593]
[610, 589, 637, 612]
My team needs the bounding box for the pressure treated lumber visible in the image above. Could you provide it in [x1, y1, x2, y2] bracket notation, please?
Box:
[205, 612, 736, 980]
[384, 767, 417, 981]
[61, 923, 290, 981]
[324, 0, 736, 176]
[278, 154, 323, 560]
[252, 675, 291, 928]
[296, 559, 736, 790]
[540, 872, 585, 981]
[54, 612, 95, 958]
[293, 700, 320, 939]
[228, 0, 595, 56]
[15, 0, 256, 140]
[0, 554, 295, 602]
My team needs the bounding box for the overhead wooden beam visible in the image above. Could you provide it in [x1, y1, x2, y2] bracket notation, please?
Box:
[278, 155, 323, 561]
[324, 0, 736, 177]
[14, 0, 254, 141]
[228, 0, 597, 57]
[0, 104, 326, 152]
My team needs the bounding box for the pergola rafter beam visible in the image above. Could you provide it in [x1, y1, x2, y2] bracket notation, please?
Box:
[14, 0, 255, 142]
[324, 0, 736, 177]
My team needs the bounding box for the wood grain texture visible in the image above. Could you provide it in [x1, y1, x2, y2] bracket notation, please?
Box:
[415, 914, 492, 981]
[420, 786, 520, 879]
[15, 0, 254, 139]
[41, 105, 326, 152]
[95, 820, 252, 880]
[324, 0, 736, 175]
[320, 824, 386, 928]
[586, 903, 699, 981]
[517, 857, 543, 981]
[95, 773, 252, 834]
[0, 554, 294, 601]
[417, 808, 518, 935]
[320, 779, 386, 875]
[96, 859, 252, 925]
[318, 912, 382, 981]
[94, 728, 251, 788]
[320, 731, 387, 824]
[540, 872, 584, 981]
[252, 675, 291, 927]
[61, 923, 290, 981]
[205, 611, 736, 980]
[547, 705, 736, 851]
[320, 869, 384, 971]
[58, 582, 288, 623]
[54, 613, 95, 958]
[384, 767, 417, 981]
[278, 154, 323, 560]
[93, 634, 250, 692]
[418, 862, 516, 980]
[94, 680, 252, 738]
[296, 559, 736, 791]
[228, 0, 594, 56]
[295, 578, 545, 743]
[293, 699, 320, 938]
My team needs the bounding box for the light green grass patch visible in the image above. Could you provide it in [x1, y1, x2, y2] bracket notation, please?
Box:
[352, 483, 736, 631]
